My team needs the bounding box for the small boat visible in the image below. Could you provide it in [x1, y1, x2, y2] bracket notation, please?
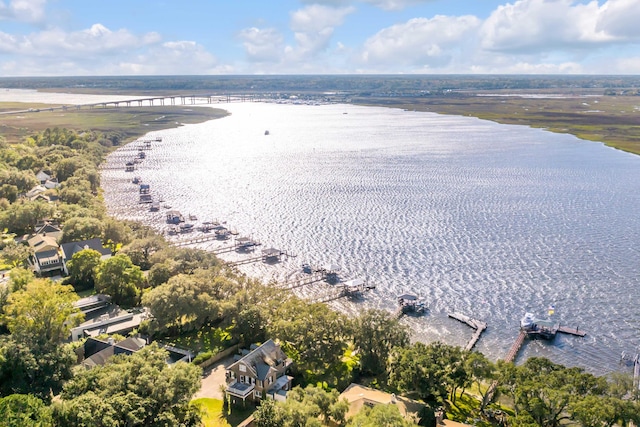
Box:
[264, 130, 270, 135]
[132, 176, 141, 184]
[150, 202, 160, 212]
[188, 213, 197, 221]
[302, 263, 312, 274]
[520, 312, 536, 329]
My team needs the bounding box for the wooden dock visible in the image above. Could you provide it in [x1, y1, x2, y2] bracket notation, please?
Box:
[504, 330, 527, 363]
[448, 312, 488, 351]
[169, 234, 221, 247]
[557, 326, 586, 337]
[483, 330, 528, 407]
[227, 248, 293, 267]
[280, 272, 325, 290]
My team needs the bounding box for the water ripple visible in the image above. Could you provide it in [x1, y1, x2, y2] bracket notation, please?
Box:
[102, 102, 640, 376]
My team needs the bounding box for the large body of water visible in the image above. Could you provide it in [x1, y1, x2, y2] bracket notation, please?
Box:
[3, 90, 639, 375]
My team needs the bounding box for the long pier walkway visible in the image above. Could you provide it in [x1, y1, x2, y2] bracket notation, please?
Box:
[504, 330, 527, 363]
[279, 272, 326, 290]
[169, 234, 222, 247]
[448, 312, 488, 351]
[483, 330, 527, 407]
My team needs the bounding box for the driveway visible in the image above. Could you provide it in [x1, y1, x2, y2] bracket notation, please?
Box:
[194, 356, 235, 400]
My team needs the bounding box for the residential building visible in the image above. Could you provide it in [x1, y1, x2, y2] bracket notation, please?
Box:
[35, 170, 51, 184]
[225, 339, 293, 404]
[27, 234, 63, 275]
[339, 383, 426, 424]
[60, 238, 112, 275]
[79, 336, 194, 368]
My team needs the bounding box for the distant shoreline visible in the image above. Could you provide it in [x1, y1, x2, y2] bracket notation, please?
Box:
[352, 94, 640, 157]
[10, 82, 640, 157]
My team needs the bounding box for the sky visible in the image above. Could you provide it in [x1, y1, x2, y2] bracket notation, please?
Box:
[0, 0, 639, 76]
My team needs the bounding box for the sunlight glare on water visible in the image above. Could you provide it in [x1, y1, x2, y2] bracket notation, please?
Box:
[97, 101, 639, 376]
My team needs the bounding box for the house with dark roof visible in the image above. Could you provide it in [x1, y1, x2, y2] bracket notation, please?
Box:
[60, 238, 112, 275]
[225, 339, 293, 404]
[79, 336, 195, 369]
[81, 336, 147, 369]
[33, 221, 63, 241]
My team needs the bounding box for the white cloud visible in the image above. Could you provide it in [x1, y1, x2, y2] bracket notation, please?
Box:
[290, 4, 354, 33]
[596, 0, 640, 39]
[286, 5, 354, 62]
[359, 15, 481, 70]
[238, 27, 284, 62]
[479, 0, 632, 53]
[0, 23, 224, 75]
[0, 0, 47, 23]
[0, 24, 161, 57]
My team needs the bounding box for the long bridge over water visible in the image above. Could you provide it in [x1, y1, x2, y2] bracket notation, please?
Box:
[0, 92, 296, 115]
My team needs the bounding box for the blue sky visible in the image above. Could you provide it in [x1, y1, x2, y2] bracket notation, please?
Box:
[0, 0, 639, 76]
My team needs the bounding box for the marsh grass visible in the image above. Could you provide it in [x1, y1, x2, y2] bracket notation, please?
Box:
[356, 94, 640, 156]
[0, 104, 228, 144]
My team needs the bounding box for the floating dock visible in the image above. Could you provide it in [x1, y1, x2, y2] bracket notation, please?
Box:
[448, 312, 488, 351]
[557, 325, 586, 337]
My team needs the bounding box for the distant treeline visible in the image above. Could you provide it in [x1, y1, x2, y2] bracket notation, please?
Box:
[1, 74, 640, 95]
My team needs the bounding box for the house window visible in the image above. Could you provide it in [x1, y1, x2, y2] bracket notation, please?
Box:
[240, 375, 245, 384]
[268, 376, 273, 385]
[254, 390, 262, 399]
[258, 380, 263, 388]
[239, 364, 246, 373]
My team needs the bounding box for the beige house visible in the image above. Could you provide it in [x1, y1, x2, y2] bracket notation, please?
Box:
[339, 383, 425, 424]
[27, 234, 63, 275]
[225, 339, 293, 404]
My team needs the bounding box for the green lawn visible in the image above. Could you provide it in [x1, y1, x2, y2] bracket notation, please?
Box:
[192, 398, 255, 427]
[159, 325, 234, 354]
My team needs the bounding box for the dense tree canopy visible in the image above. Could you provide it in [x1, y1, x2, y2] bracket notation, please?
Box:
[388, 342, 464, 405]
[269, 300, 352, 384]
[347, 403, 418, 427]
[66, 248, 102, 291]
[253, 385, 349, 427]
[0, 393, 52, 427]
[498, 357, 640, 427]
[2, 279, 81, 349]
[352, 309, 409, 377]
[142, 270, 236, 334]
[55, 344, 202, 427]
[95, 253, 144, 308]
[0, 336, 77, 400]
